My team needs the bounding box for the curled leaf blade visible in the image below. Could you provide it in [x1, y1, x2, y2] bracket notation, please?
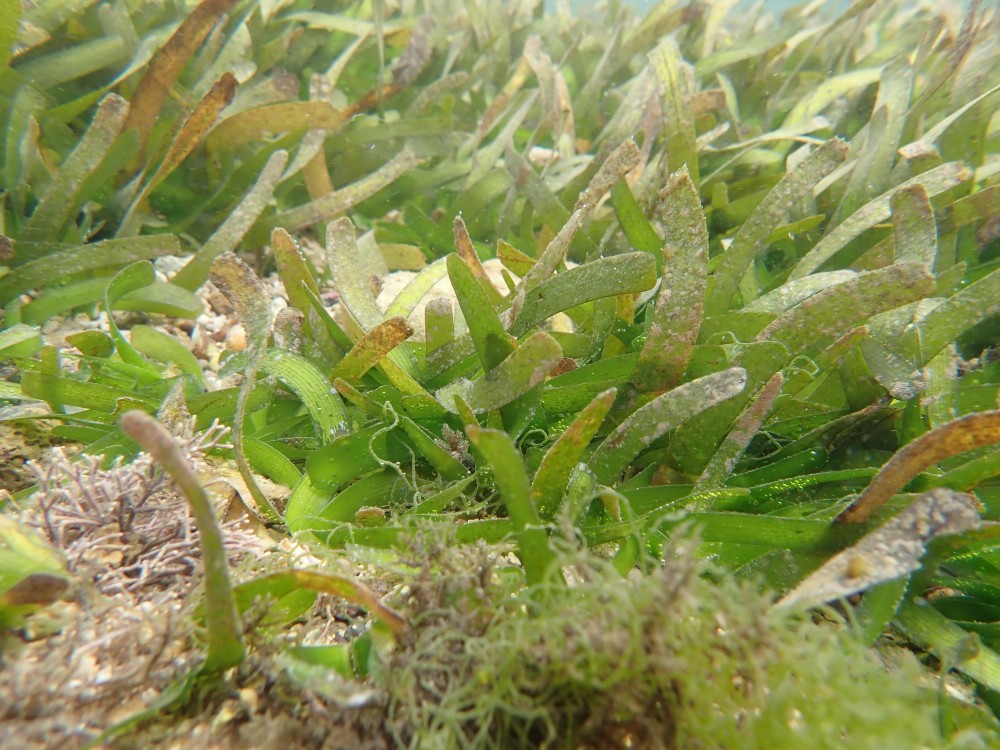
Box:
[589, 367, 748, 485]
[838, 410, 1000, 524]
[326, 217, 385, 330]
[250, 570, 406, 636]
[532, 388, 617, 520]
[755, 263, 934, 356]
[446, 252, 515, 373]
[267, 149, 422, 236]
[466, 426, 556, 585]
[104, 261, 160, 372]
[694, 372, 784, 494]
[453, 215, 501, 304]
[210, 253, 279, 524]
[332, 316, 414, 384]
[632, 167, 708, 393]
[146, 72, 238, 195]
[791, 162, 971, 279]
[707, 138, 848, 316]
[173, 149, 289, 290]
[0, 235, 181, 306]
[23, 93, 129, 243]
[895, 598, 1000, 694]
[260, 348, 347, 444]
[437, 332, 561, 415]
[120, 410, 245, 673]
[512, 253, 657, 337]
[779, 489, 981, 609]
[125, 0, 238, 160]
[891, 184, 937, 267]
[207, 101, 345, 152]
[650, 38, 698, 187]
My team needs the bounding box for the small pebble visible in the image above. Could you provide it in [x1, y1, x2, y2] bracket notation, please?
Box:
[226, 324, 247, 352]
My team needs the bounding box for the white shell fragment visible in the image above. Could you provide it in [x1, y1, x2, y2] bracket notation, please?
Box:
[776, 489, 982, 609]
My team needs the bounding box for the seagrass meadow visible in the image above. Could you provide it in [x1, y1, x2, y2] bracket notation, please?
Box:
[1, 0, 1000, 747]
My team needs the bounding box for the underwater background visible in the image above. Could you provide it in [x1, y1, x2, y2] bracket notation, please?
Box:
[1, 0, 999, 748]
